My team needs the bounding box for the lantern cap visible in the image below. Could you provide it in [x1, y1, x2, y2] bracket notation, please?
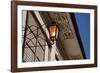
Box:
[51, 21, 56, 24]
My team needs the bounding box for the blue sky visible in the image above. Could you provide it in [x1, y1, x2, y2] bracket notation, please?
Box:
[75, 13, 90, 59]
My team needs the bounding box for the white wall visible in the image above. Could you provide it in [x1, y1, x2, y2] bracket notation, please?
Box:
[0, 0, 99, 73]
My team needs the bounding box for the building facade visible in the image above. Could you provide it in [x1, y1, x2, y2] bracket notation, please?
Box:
[22, 11, 86, 62]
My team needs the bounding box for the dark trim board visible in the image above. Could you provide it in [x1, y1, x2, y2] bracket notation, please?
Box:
[14, 1, 97, 9]
[11, 1, 17, 71]
[11, 1, 97, 72]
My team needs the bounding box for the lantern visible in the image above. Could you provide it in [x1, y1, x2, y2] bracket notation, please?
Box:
[48, 22, 58, 41]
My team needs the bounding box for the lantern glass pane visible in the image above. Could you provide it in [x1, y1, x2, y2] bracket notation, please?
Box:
[49, 26, 56, 37]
